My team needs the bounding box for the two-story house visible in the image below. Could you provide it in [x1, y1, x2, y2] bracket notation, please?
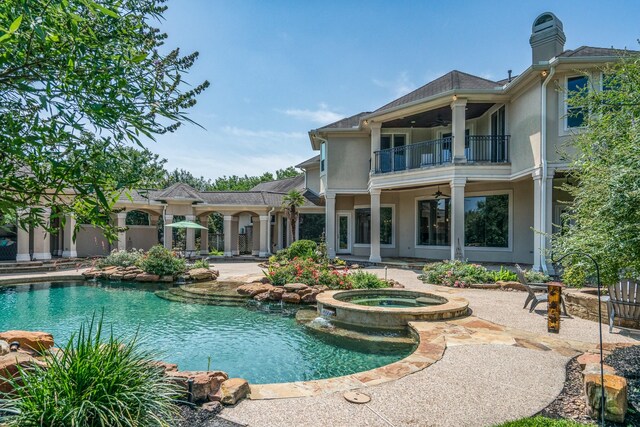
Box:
[301, 12, 625, 272]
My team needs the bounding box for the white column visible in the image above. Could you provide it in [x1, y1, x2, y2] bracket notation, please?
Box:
[199, 215, 209, 255]
[16, 210, 30, 262]
[369, 188, 382, 262]
[185, 214, 196, 256]
[32, 208, 52, 261]
[450, 178, 466, 260]
[451, 98, 468, 163]
[294, 218, 300, 242]
[116, 212, 127, 251]
[545, 169, 555, 274]
[251, 216, 260, 256]
[259, 215, 270, 257]
[231, 217, 239, 255]
[370, 122, 382, 173]
[61, 214, 77, 258]
[223, 215, 233, 256]
[532, 170, 543, 271]
[325, 193, 336, 258]
[164, 214, 173, 250]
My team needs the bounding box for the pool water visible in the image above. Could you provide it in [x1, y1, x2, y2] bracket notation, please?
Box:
[336, 293, 443, 308]
[0, 282, 414, 384]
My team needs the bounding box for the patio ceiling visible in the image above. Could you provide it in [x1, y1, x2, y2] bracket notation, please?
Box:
[381, 103, 495, 128]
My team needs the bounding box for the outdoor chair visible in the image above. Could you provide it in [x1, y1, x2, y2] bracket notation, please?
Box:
[606, 278, 640, 333]
[515, 264, 567, 315]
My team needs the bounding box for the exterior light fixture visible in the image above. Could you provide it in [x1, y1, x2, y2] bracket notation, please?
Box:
[363, 120, 369, 125]
[452, 95, 458, 101]
[541, 70, 548, 77]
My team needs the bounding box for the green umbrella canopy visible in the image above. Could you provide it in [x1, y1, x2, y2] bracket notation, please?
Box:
[165, 220, 207, 230]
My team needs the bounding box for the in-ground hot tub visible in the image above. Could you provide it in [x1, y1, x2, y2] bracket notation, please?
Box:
[316, 289, 469, 329]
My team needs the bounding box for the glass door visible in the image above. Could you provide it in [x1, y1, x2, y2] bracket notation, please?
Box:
[336, 213, 351, 254]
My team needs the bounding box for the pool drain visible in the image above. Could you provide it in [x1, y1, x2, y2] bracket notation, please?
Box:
[343, 391, 371, 404]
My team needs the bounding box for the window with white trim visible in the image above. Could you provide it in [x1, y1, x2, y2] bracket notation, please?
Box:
[320, 142, 326, 172]
[354, 206, 393, 245]
[464, 194, 509, 247]
[417, 199, 450, 246]
[566, 75, 588, 128]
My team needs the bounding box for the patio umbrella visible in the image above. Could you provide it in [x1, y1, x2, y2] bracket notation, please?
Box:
[165, 220, 208, 230]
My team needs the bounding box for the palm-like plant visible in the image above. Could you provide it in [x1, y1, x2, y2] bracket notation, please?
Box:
[282, 190, 305, 244]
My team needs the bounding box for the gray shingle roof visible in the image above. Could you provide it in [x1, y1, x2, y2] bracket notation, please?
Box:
[318, 112, 371, 130]
[558, 46, 633, 58]
[250, 175, 304, 192]
[296, 155, 320, 168]
[374, 70, 499, 113]
[155, 183, 203, 202]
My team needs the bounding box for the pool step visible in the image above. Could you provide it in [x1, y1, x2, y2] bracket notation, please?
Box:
[155, 290, 246, 307]
[155, 286, 250, 307]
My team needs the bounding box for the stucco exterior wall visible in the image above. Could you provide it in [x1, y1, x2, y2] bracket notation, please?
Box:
[125, 226, 158, 251]
[305, 165, 321, 194]
[326, 135, 370, 191]
[76, 225, 111, 257]
[509, 80, 541, 174]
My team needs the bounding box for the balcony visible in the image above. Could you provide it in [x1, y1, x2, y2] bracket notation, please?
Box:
[373, 135, 510, 174]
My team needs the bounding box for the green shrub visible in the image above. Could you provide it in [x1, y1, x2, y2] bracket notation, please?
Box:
[524, 269, 551, 284]
[491, 266, 518, 282]
[2, 316, 179, 426]
[287, 240, 318, 259]
[349, 270, 388, 289]
[492, 416, 588, 426]
[560, 263, 587, 287]
[209, 249, 224, 256]
[97, 248, 143, 268]
[420, 260, 492, 288]
[191, 259, 210, 269]
[137, 245, 186, 277]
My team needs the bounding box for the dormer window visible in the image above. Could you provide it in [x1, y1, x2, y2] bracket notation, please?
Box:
[320, 142, 326, 172]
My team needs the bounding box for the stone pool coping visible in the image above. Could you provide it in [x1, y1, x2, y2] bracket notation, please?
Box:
[248, 315, 610, 400]
[0, 271, 85, 286]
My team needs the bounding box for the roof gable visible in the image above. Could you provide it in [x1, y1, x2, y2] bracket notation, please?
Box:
[155, 183, 203, 202]
[374, 70, 499, 113]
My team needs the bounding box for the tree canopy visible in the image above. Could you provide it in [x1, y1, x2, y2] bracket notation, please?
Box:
[552, 52, 640, 285]
[160, 166, 301, 192]
[0, 0, 208, 236]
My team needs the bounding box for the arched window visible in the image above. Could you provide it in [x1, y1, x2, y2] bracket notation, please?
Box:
[126, 210, 150, 226]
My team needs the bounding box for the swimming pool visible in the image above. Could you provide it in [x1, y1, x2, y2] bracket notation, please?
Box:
[0, 282, 414, 384]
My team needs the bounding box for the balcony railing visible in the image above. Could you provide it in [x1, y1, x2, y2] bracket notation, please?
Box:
[465, 135, 510, 163]
[374, 135, 510, 174]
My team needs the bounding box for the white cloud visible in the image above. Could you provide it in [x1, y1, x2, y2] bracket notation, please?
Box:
[280, 103, 343, 124]
[372, 71, 417, 98]
[221, 126, 306, 142]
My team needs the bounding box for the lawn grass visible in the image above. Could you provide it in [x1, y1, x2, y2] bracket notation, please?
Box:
[493, 416, 589, 426]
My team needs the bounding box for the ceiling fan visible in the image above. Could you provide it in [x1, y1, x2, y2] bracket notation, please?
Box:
[433, 113, 451, 126]
[433, 185, 447, 199]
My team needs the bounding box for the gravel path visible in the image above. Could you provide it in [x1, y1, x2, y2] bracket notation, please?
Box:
[222, 345, 569, 427]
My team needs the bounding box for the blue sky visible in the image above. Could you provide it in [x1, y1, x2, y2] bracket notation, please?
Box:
[149, 0, 640, 179]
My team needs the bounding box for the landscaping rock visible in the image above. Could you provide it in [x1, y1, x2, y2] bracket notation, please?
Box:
[151, 360, 178, 373]
[268, 287, 285, 301]
[583, 363, 616, 377]
[201, 401, 222, 414]
[301, 291, 320, 303]
[159, 275, 174, 283]
[109, 273, 124, 280]
[0, 352, 46, 393]
[0, 331, 54, 354]
[253, 292, 271, 302]
[123, 273, 138, 281]
[136, 273, 160, 282]
[284, 283, 309, 292]
[578, 353, 602, 369]
[296, 288, 313, 297]
[258, 276, 271, 284]
[189, 268, 214, 281]
[0, 340, 9, 356]
[584, 373, 628, 423]
[282, 292, 301, 304]
[313, 285, 329, 292]
[82, 268, 101, 278]
[220, 378, 250, 405]
[237, 283, 274, 297]
[169, 370, 228, 404]
[497, 281, 527, 292]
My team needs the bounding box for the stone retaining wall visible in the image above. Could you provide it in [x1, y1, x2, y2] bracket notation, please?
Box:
[564, 289, 640, 330]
